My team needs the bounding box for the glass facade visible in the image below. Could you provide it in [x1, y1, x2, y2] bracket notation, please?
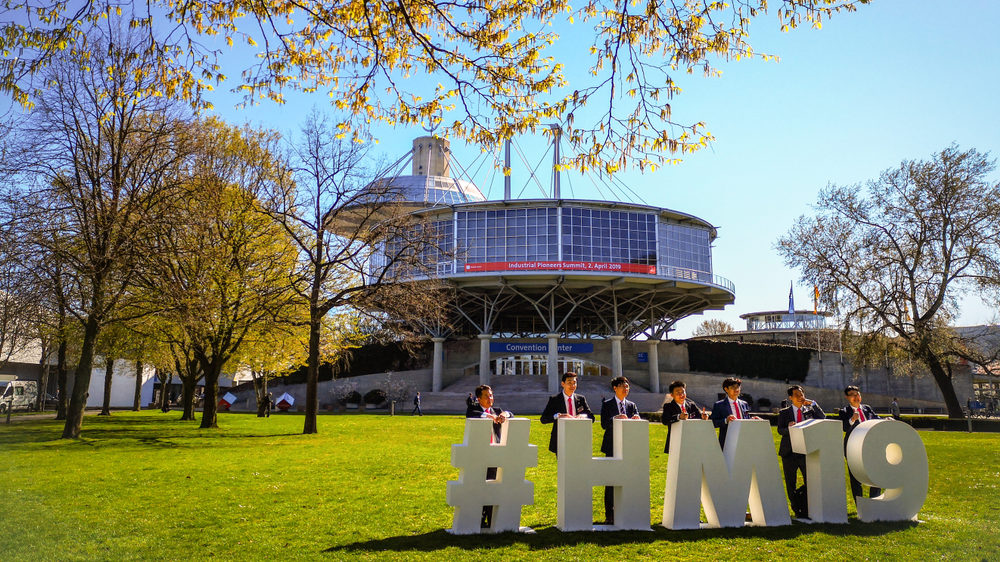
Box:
[456, 208, 558, 264]
[382, 219, 454, 277]
[658, 222, 712, 274]
[379, 203, 717, 283]
[745, 313, 827, 332]
[562, 207, 657, 265]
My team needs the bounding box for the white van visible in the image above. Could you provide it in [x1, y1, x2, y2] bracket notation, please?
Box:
[0, 380, 38, 413]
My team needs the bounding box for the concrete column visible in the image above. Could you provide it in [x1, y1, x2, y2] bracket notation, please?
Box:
[610, 334, 624, 379]
[431, 337, 445, 392]
[547, 333, 560, 394]
[478, 334, 492, 386]
[647, 339, 660, 394]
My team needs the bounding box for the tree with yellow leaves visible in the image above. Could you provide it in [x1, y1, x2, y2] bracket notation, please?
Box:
[139, 117, 299, 429]
[1, 0, 869, 172]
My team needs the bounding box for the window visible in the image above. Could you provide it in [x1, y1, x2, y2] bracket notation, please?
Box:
[658, 222, 712, 276]
[562, 207, 657, 265]
[456, 207, 558, 265]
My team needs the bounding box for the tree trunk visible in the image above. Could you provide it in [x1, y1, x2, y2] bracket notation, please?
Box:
[180, 375, 197, 421]
[99, 358, 114, 416]
[159, 372, 172, 412]
[303, 302, 322, 434]
[132, 360, 144, 411]
[921, 348, 965, 419]
[62, 314, 101, 438]
[55, 312, 69, 420]
[200, 360, 221, 429]
[37, 350, 50, 412]
[254, 374, 267, 417]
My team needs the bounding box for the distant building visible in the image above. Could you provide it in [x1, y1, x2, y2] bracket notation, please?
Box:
[692, 309, 840, 350]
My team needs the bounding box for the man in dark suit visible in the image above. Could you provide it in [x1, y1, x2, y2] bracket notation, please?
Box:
[710, 377, 759, 447]
[777, 385, 825, 518]
[661, 380, 708, 453]
[465, 384, 513, 529]
[540, 371, 594, 456]
[599, 376, 640, 524]
[839, 385, 881, 503]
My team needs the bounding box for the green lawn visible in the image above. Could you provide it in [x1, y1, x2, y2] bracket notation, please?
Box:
[1, 411, 998, 561]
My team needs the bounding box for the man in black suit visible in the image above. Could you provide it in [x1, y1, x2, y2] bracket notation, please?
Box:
[540, 371, 594, 456]
[661, 380, 708, 454]
[777, 385, 825, 517]
[839, 385, 881, 503]
[599, 376, 641, 524]
[709, 377, 759, 447]
[465, 384, 513, 529]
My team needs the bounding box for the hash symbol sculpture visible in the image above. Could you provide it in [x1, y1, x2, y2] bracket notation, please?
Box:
[446, 418, 537, 534]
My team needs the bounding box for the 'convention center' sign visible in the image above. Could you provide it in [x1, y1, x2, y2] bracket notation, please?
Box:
[490, 342, 594, 354]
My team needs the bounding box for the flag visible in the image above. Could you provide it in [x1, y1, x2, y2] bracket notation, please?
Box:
[788, 282, 795, 315]
[813, 285, 820, 314]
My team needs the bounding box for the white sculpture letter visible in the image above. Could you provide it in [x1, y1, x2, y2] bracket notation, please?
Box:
[662, 419, 791, 529]
[447, 418, 538, 534]
[789, 418, 848, 523]
[556, 418, 651, 531]
[846, 420, 928, 522]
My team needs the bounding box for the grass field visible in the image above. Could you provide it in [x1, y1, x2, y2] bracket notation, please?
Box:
[1, 411, 998, 561]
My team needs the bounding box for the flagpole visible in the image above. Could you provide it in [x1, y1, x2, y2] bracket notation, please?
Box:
[814, 284, 821, 361]
[789, 281, 797, 349]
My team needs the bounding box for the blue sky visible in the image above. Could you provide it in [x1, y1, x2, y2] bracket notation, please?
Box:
[203, 0, 1000, 337]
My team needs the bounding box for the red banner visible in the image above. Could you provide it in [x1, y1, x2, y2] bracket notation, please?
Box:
[464, 261, 656, 274]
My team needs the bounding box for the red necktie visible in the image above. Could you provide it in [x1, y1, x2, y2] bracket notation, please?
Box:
[857, 407, 865, 422]
[796, 408, 803, 422]
[567, 396, 574, 417]
[733, 400, 741, 419]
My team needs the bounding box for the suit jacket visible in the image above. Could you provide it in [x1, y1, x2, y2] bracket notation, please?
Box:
[661, 399, 702, 453]
[600, 397, 639, 456]
[777, 402, 826, 457]
[710, 397, 750, 447]
[839, 404, 880, 448]
[540, 392, 595, 454]
[466, 404, 511, 442]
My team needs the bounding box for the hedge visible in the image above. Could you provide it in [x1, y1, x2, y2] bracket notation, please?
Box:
[686, 340, 811, 382]
[269, 341, 432, 386]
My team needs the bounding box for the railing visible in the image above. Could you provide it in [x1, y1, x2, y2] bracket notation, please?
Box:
[411, 261, 735, 294]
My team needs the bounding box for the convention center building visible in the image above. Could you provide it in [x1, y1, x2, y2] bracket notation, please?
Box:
[339, 136, 736, 396]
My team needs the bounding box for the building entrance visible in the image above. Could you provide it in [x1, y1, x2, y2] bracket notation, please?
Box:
[495, 355, 609, 377]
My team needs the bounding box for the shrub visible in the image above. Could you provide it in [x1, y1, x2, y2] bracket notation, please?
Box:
[364, 389, 387, 406]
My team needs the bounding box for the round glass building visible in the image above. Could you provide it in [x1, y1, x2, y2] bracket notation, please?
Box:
[340, 136, 735, 395]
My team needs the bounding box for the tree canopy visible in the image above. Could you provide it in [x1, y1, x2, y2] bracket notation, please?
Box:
[692, 318, 736, 338]
[1, 0, 870, 172]
[778, 145, 1000, 418]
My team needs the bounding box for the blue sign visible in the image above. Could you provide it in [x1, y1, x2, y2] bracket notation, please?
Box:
[637, 352, 648, 363]
[490, 342, 594, 354]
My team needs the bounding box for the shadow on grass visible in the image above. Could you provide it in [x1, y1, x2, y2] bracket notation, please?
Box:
[0, 414, 307, 447]
[325, 520, 919, 553]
